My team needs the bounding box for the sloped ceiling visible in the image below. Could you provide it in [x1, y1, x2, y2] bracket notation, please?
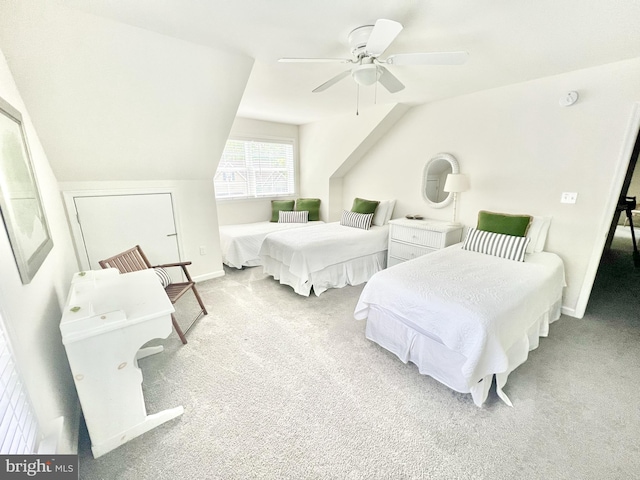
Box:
[0, 1, 254, 181]
[57, 0, 640, 124]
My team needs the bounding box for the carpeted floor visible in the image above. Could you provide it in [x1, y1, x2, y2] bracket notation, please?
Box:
[77, 232, 640, 479]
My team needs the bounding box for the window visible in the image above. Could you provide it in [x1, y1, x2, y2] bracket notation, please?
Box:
[214, 138, 295, 199]
[0, 313, 39, 454]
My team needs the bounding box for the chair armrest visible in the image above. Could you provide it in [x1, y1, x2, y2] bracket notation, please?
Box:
[153, 261, 192, 268]
[152, 261, 196, 283]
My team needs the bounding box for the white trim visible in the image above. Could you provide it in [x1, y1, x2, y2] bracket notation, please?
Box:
[422, 153, 460, 209]
[215, 194, 297, 204]
[37, 417, 65, 454]
[561, 305, 577, 318]
[574, 102, 640, 319]
[62, 187, 184, 271]
[193, 269, 225, 283]
[228, 134, 295, 145]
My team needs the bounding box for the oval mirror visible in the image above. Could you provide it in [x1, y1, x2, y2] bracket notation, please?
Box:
[422, 153, 460, 208]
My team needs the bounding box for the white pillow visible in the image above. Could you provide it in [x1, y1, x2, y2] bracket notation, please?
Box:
[278, 210, 308, 223]
[384, 199, 396, 224]
[340, 210, 374, 230]
[154, 267, 172, 288]
[463, 227, 530, 262]
[372, 200, 396, 226]
[526, 216, 552, 253]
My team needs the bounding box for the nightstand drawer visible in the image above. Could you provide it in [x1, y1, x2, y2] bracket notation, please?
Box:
[389, 241, 436, 261]
[387, 218, 463, 267]
[390, 225, 445, 249]
[387, 255, 404, 268]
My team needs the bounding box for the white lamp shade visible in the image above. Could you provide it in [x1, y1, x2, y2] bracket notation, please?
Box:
[443, 173, 470, 193]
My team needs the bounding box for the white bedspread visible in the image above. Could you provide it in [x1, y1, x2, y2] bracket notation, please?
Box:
[260, 222, 389, 280]
[354, 244, 565, 394]
[220, 221, 323, 269]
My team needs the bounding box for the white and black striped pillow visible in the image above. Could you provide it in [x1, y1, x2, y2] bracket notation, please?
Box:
[340, 210, 374, 230]
[154, 267, 172, 287]
[278, 210, 308, 223]
[462, 227, 530, 262]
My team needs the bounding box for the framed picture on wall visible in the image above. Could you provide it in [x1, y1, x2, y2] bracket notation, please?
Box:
[0, 95, 53, 284]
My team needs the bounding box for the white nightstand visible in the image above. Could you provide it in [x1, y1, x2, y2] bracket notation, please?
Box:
[387, 218, 464, 267]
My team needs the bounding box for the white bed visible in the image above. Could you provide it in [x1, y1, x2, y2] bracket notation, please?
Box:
[259, 221, 390, 296]
[354, 243, 565, 406]
[219, 221, 324, 269]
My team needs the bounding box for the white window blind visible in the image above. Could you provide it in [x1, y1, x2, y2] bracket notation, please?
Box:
[214, 138, 295, 199]
[0, 314, 39, 454]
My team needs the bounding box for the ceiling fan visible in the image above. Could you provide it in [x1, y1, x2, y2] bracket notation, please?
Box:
[279, 19, 469, 94]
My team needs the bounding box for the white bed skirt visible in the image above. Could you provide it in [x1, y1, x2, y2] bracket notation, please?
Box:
[364, 296, 563, 406]
[262, 251, 387, 296]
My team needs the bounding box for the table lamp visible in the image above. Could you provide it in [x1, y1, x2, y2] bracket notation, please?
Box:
[443, 173, 470, 224]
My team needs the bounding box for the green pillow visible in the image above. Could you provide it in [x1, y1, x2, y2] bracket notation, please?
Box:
[270, 200, 295, 222]
[477, 210, 532, 237]
[351, 197, 379, 215]
[295, 198, 321, 221]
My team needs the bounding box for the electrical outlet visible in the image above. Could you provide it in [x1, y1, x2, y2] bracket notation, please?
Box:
[560, 192, 578, 204]
[199, 246, 207, 255]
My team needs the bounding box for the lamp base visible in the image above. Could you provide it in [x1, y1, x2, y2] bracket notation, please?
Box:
[451, 192, 459, 224]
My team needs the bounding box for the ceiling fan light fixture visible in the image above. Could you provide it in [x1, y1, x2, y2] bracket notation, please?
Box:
[284, 19, 469, 95]
[351, 64, 381, 86]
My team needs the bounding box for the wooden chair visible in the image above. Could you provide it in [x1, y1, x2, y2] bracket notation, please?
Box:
[98, 245, 207, 344]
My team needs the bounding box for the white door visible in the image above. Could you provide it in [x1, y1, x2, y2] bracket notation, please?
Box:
[74, 193, 180, 272]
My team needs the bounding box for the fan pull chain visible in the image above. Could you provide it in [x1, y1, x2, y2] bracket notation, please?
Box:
[356, 84, 360, 116]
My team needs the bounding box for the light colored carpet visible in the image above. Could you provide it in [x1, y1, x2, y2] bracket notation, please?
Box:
[77, 238, 640, 479]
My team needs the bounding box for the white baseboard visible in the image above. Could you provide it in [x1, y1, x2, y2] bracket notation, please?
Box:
[38, 417, 63, 454]
[38, 416, 67, 454]
[38, 401, 82, 454]
[194, 269, 225, 283]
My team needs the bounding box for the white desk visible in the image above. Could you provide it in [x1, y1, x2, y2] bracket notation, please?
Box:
[60, 268, 183, 458]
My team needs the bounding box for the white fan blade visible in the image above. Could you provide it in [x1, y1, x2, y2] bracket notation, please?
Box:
[385, 51, 469, 65]
[378, 66, 405, 93]
[365, 19, 403, 56]
[312, 70, 351, 93]
[279, 58, 352, 63]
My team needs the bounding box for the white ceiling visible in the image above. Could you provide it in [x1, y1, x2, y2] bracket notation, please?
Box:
[60, 0, 640, 125]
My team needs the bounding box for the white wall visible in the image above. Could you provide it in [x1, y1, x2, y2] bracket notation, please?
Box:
[299, 103, 408, 221]
[341, 57, 640, 317]
[216, 117, 299, 226]
[0, 49, 80, 453]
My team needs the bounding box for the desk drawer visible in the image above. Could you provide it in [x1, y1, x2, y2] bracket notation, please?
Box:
[390, 225, 444, 249]
[389, 241, 435, 261]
